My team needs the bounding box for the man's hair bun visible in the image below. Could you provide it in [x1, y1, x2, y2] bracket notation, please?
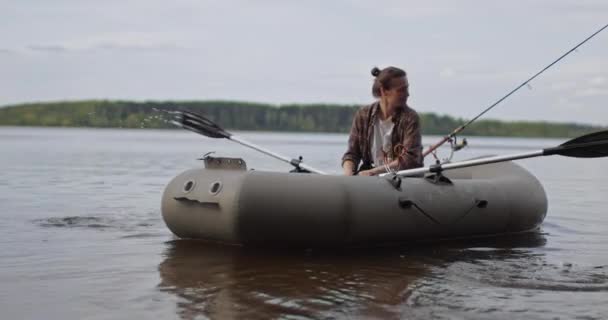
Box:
[371, 67, 381, 77]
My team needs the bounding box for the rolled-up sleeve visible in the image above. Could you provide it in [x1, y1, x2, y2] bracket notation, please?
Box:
[341, 109, 364, 167]
[397, 112, 423, 170]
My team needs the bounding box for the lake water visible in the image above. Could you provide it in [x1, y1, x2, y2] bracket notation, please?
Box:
[1, 127, 607, 319]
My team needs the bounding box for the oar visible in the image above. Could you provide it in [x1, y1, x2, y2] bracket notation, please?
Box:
[168, 109, 327, 175]
[382, 130, 608, 178]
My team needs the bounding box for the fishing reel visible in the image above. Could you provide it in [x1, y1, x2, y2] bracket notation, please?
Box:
[430, 135, 468, 164]
[451, 136, 468, 152]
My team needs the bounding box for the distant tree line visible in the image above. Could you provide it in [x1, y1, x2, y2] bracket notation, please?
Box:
[0, 100, 603, 138]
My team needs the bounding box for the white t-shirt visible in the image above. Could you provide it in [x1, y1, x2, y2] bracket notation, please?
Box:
[371, 117, 394, 166]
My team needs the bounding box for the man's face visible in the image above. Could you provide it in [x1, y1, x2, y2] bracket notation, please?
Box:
[385, 76, 410, 107]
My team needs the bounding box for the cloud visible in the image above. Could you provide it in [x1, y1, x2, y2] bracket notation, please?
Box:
[91, 43, 184, 52]
[555, 97, 585, 110]
[550, 81, 578, 91]
[0, 48, 16, 54]
[24, 32, 189, 54]
[549, 0, 608, 14]
[575, 87, 608, 97]
[549, 74, 607, 97]
[27, 45, 69, 53]
[439, 67, 456, 79]
[588, 76, 606, 86]
[453, 69, 530, 83]
[349, 0, 457, 19]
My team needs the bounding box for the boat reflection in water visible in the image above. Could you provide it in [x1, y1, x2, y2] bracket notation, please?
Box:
[157, 232, 547, 319]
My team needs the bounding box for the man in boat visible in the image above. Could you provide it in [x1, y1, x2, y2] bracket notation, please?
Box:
[342, 66, 423, 176]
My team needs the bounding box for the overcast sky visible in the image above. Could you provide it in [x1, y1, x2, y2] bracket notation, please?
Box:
[1, 1, 607, 125]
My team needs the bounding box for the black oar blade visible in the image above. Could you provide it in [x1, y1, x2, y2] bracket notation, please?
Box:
[544, 130, 608, 158]
[172, 110, 231, 139]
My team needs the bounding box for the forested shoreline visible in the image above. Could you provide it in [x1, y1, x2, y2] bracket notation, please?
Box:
[0, 100, 602, 138]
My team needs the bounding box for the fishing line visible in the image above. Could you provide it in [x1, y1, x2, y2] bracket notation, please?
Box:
[423, 23, 608, 158]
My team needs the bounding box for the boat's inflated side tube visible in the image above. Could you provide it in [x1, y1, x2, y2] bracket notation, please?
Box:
[161, 160, 547, 247]
[161, 168, 245, 241]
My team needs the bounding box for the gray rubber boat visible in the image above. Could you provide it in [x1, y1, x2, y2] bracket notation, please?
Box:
[161, 156, 547, 247]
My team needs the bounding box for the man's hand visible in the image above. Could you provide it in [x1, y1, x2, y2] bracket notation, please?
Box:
[358, 169, 376, 176]
[342, 160, 356, 176]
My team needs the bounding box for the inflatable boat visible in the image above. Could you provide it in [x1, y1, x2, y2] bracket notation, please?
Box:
[161, 156, 548, 247]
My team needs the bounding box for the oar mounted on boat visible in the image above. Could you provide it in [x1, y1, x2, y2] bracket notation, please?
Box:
[385, 129, 608, 179]
[171, 109, 231, 139]
[543, 130, 608, 158]
[168, 109, 326, 175]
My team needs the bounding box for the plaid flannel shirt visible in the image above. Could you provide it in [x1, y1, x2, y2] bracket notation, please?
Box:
[342, 102, 423, 172]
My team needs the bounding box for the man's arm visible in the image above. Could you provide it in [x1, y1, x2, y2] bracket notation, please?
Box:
[342, 160, 357, 176]
[396, 112, 423, 170]
[341, 109, 364, 175]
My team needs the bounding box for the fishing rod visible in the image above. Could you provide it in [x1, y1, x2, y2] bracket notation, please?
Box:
[423, 23, 608, 158]
[166, 109, 327, 175]
[384, 129, 608, 178]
